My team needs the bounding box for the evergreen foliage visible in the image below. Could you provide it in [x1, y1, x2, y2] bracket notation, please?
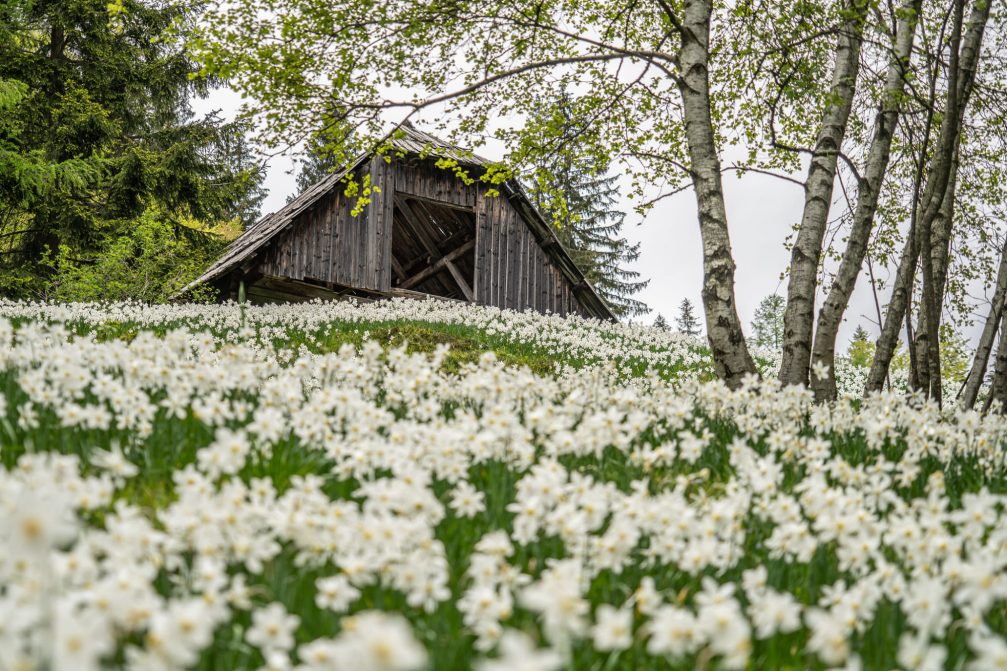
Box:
[0, 0, 265, 298]
[289, 125, 344, 200]
[526, 97, 648, 319]
[939, 323, 970, 387]
[848, 325, 873, 368]
[48, 208, 238, 302]
[847, 325, 875, 368]
[676, 298, 701, 337]
[751, 294, 786, 350]
[653, 313, 669, 330]
[846, 323, 969, 384]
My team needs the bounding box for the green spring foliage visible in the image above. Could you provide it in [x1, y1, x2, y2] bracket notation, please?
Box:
[0, 0, 265, 300]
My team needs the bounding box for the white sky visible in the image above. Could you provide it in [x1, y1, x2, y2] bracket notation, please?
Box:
[195, 90, 899, 352]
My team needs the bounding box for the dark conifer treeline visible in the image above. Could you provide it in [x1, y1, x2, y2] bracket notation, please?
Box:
[0, 0, 264, 299]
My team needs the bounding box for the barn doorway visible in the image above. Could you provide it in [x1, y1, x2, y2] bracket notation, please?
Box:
[389, 195, 477, 301]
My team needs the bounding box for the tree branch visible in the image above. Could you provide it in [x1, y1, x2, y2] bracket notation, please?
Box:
[651, 0, 685, 35]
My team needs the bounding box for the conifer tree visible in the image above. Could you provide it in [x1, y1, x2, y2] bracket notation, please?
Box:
[289, 121, 348, 199]
[847, 325, 875, 368]
[653, 313, 670, 330]
[526, 96, 648, 319]
[676, 299, 701, 337]
[292, 148, 338, 197]
[0, 0, 264, 296]
[752, 294, 786, 350]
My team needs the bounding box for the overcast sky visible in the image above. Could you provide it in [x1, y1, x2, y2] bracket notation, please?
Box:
[197, 91, 900, 351]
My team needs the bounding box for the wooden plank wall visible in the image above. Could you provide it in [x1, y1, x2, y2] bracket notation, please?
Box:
[255, 163, 393, 292]
[474, 189, 591, 317]
[370, 157, 395, 291]
[394, 160, 478, 209]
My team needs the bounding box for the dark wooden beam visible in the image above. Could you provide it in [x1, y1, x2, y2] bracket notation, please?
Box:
[390, 255, 407, 281]
[394, 195, 441, 258]
[254, 275, 346, 300]
[439, 226, 475, 252]
[393, 191, 476, 212]
[445, 260, 475, 301]
[398, 228, 473, 277]
[399, 239, 475, 290]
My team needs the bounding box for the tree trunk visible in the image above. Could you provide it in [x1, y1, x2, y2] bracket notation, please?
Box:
[807, 0, 921, 400]
[961, 240, 1007, 408]
[865, 233, 918, 393]
[913, 153, 959, 395]
[864, 0, 991, 399]
[779, 0, 868, 388]
[916, 0, 964, 406]
[677, 0, 757, 388]
[915, 0, 990, 406]
[931, 154, 961, 310]
[985, 317, 1007, 412]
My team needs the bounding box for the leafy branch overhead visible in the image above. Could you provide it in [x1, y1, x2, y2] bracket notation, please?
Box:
[194, 0, 846, 205]
[195, 0, 789, 383]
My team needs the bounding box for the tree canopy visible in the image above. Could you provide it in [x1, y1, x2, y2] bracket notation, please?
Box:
[526, 93, 649, 318]
[0, 0, 264, 298]
[9, 0, 1006, 403]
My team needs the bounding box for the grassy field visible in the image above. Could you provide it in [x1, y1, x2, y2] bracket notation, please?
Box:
[1, 299, 1006, 671]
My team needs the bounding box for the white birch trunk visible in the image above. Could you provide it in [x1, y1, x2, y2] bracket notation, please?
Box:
[677, 0, 757, 387]
[808, 0, 920, 400]
[961, 241, 1007, 408]
[778, 0, 868, 388]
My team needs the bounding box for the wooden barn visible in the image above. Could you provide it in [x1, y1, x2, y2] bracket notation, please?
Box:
[179, 124, 614, 320]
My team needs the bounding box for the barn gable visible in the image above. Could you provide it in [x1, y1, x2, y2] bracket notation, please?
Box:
[179, 125, 614, 320]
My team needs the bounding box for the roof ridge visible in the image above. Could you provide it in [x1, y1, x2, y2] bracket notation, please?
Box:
[393, 123, 493, 165]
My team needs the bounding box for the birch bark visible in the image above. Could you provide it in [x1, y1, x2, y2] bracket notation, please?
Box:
[864, 0, 991, 397]
[985, 318, 1007, 412]
[961, 241, 1007, 408]
[807, 0, 921, 400]
[677, 0, 756, 387]
[911, 0, 988, 404]
[865, 228, 918, 393]
[778, 0, 868, 388]
[913, 156, 959, 395]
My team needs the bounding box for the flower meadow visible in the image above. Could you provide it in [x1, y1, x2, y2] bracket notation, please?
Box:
[2, 299, 1007, 671]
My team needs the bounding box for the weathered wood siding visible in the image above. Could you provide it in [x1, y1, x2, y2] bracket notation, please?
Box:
[253, 155, 592, 317]
[394, 160, 478, 209]
[475, 188, 590, 317]
[257, 157, 394, 292]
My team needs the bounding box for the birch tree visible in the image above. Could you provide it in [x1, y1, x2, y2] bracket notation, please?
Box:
[865, 0, 993, 399]
[195, 0, 891, 388]
[778, 0, 869, 387]
[676, 0, 755, 382]
[961, 241, 1007, 408]
[195, 0, 1007, 396]
[806, 0, 922, 400]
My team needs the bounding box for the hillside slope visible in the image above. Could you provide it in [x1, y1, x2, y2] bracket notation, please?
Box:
[1, 299, 1006, 670]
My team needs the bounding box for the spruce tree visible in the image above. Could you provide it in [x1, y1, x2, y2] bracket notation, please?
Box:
[0, 0, 264, 296]
[526, 96, 648, 319]
[289, 125, 346, 199]
[287, 114, 361, 201]
[847, 325, 875, 368]
[653, 313, 669, 330]
[751, 294, 786, 350]
[676, 299, 701, 337]
[292, 148, 338, 197]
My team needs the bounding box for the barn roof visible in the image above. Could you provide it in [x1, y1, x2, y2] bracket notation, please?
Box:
[180, 124, 614, 320]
